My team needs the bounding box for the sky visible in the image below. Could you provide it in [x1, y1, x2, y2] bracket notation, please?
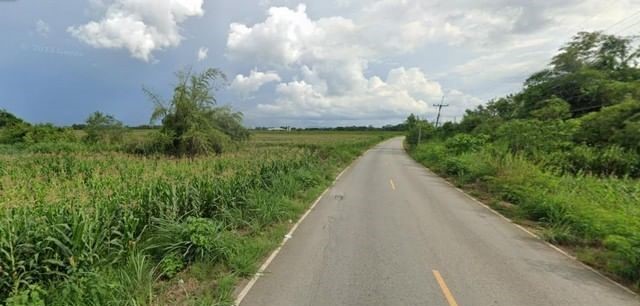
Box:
[1, 0, 639, 128]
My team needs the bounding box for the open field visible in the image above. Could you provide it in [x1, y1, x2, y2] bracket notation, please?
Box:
[0, 131, 395, 305]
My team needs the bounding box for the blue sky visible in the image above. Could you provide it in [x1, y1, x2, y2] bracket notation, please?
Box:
[1, 0, 638, 127]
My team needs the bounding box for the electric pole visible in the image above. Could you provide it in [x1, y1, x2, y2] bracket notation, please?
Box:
[433, 95, 449, 128]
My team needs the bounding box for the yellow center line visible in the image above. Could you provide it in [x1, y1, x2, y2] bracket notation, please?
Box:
[389, 179, 396, 190]
[432, 270, 459, 306]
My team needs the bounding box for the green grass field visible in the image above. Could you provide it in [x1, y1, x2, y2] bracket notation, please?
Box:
[409, 139, 640, 290]
[0, 131, 395, 305]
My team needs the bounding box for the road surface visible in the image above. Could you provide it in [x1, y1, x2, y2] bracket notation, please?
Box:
[239, 137, 639, 306]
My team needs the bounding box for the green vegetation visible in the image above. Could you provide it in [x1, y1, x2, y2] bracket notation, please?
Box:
[146, 68, 249, 156]
[406, 31, 640, 289]
[0, 130, 392, 305]
[0, 66, 396, 304]
[83, 111, 125, 145]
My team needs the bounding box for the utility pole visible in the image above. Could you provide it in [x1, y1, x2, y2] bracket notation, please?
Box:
[433, 95, 449, 128]
[417, 124, 422, 146]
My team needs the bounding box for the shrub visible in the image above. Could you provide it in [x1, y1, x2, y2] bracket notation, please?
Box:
[146, 68, 249, 156]
[574, 98, 640, 148]
[84, 112, 125, 145]
[406, 121, 434, 147]
[444, 133, 488, 154]
[495, 119, 576, 156]
[529, 97, 571, 120]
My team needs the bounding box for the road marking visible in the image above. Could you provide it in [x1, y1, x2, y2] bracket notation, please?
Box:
[389, 179, 396, 190]
[417, 166, 638, 296]
[432, 270, 460, 306]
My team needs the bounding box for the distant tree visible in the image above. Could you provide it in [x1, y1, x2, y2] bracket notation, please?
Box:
[405, 113, 418, 130]
[23, 124, 76, 144]
[0, 109, 25, 128]
[405, 114, 433, 147]
[147, 68, 249, 156]
[84, 111, 125, 144]
[71, 123, 87, 130]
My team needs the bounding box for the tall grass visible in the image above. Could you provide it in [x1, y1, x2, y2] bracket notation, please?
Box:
[0, 131, 393, 304]
[410, 139, 640, 289]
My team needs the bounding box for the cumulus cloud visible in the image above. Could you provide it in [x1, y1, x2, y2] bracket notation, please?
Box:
[228, 3, 477, 122]
[257, 67, 446, 120]
[35, 19, 50, 37]
[197, 47, 208, 61]
[227, 0, 639, 124]
[68, 0, 204, 62]
[230, 69, 282, 96]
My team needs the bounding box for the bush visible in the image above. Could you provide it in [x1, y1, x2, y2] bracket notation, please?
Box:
[574, 98, 640, 149]
[495, 119, 577, 156]
[146, 217, 235, 264]
[84, 112, 125, 145]
[0, 123, 30, 144]
[529, 97, 571, 120]
[406, 121, 434, 147]
[444, 133, 488, 154]
[147, 68, 249, 156]
[547, 144, 640, 177]
[124, 130, 172, 155]
[0, 123, 77, 145]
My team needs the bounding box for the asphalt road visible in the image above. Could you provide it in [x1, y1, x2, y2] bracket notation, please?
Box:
[239, 137, 639, 306]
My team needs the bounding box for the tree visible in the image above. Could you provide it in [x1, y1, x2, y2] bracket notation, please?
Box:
[84, 111, 124, 144]
[147, 68, 249, 156]
[405, 113, 418, 130]
[519, 32, 640, 118]
[529, 97, 571, 120]
[0, 110, 29, 144]
[405, 114, 433, 147]
[0, 110, 25, 128]
[574, 98, 640, 149]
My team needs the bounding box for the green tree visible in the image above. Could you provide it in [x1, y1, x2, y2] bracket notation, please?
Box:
[574, 98, 640, 149]
[147, 68, 249, 156]
[405, 113, 418, 130]
[405, 114, 433, 147]
[0, 110, 25, 128]
[0, 110, 30, 144]
[519, 32, 640, 118]
[23, 124, 76, 144]
[529, 97, 571, 120]
[84, 111, 124, 144]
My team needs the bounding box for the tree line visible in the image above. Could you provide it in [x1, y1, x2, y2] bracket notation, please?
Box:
[0, 68, 249, 156]
[407, 31, 640, 177]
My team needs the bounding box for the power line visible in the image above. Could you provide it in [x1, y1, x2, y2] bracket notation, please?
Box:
[614, 18, 640, 35]
[604, 10, 640, 32]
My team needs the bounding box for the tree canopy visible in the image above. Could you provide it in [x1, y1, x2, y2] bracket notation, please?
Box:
[147, 68, 249, 156]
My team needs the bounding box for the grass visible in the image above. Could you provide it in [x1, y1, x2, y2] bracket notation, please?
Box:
[409, 139, 640, 291]
[0, 131, 396, 305]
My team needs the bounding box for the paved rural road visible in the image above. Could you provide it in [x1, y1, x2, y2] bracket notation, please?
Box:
[239, 137, 639, 306]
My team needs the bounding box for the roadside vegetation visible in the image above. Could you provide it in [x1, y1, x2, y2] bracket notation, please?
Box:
[406, 31, 640, 290]
[0, 68, 395, 305]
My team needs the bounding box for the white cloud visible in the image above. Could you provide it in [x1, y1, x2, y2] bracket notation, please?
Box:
[228, 3, 480, 122]
[68, 0, 204, 62]
[35, 19, 50, 37]
[227, 0, 640, 124]
[197, 47, 208, 61]
[230, 69, 282, 96]
[227, 5, 366, 68]
[257, 67, 447, 121]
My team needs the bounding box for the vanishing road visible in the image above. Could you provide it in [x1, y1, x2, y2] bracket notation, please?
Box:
[238, 137, 639, 306]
